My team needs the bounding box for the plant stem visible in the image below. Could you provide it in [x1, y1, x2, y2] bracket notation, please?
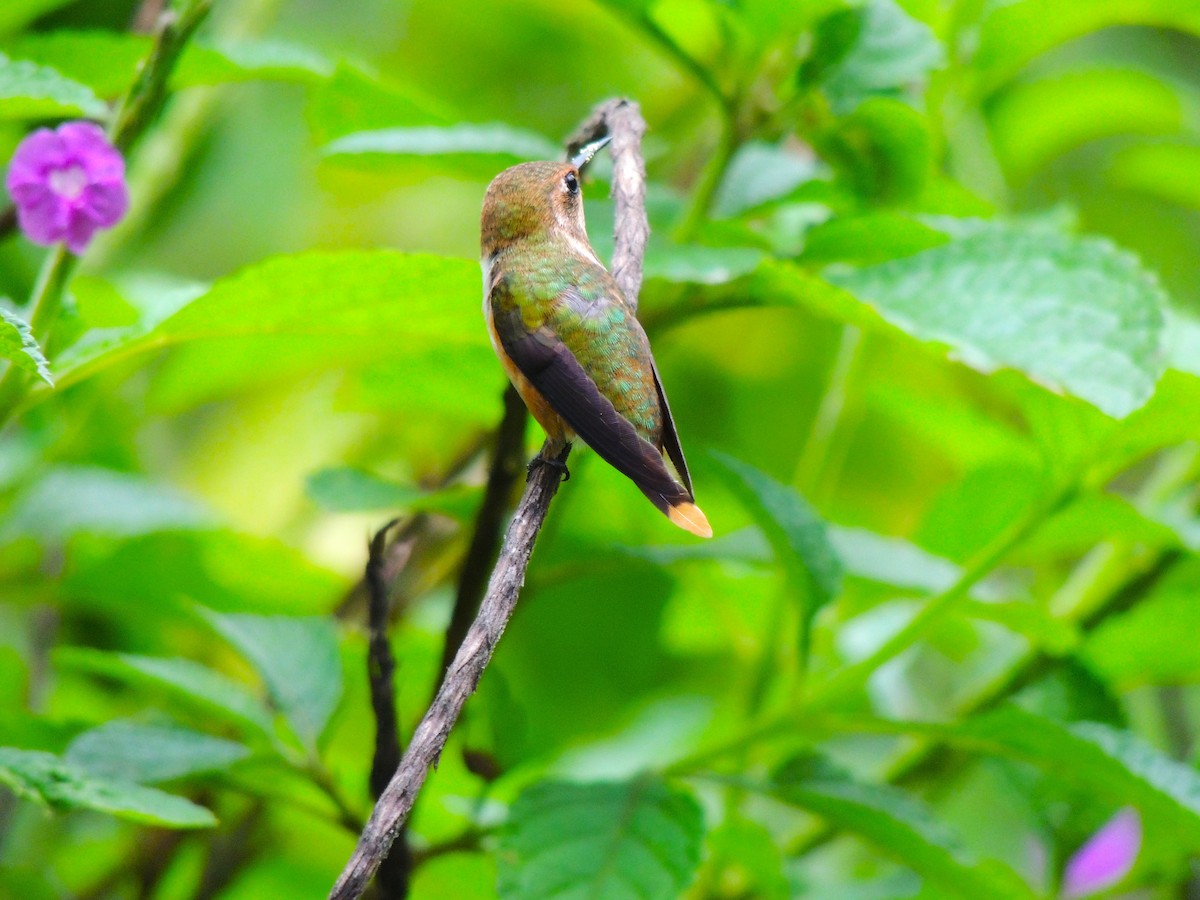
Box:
[794, 325, 863, 494]
[806, 479, 1078, 708]
[676, 118, 738, 242]
[0, 247, 76, 427]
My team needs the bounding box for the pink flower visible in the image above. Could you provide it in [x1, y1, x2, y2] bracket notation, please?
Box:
[5, 121, 129, 255]
[1062, 807, 1142, 898]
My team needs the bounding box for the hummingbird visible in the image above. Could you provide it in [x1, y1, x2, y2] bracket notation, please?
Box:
[480, 139, 712, 538]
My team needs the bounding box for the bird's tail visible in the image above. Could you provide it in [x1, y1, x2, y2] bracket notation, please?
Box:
[629, 454, 713, 538]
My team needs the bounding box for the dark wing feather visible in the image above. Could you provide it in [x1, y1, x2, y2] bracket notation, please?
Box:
[650, 360, 694, 499]
[491, 289, 689, 514]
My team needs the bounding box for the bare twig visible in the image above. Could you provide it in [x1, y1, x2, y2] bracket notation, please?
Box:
[436, 386, 528, 687]
[365, 518, 420, 898]
[567, 97, 650, 310]
[329, 445, 570, 899]
[328, 98, 651, 900]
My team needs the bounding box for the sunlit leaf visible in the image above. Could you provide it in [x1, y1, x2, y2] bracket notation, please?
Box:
[973, 0, 1200, 95]
[814, 0, 944, 111]
[305, 466, 479, 518]
[831, 227, 1168, 417]
[988, 68, 1183, 179]
[0, 748, 216, 828]
[0, 52, 104, 119]
[0, 307, 51, 385]
[498, 778, 704, 900]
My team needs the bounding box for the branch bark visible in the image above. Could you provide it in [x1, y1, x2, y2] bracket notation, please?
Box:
[328, 98, 650, 900]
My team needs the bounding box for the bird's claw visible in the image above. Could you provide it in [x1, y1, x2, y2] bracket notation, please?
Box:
[527, 454, 570, 482]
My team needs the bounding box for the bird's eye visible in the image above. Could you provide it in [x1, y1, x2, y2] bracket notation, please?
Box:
[564, 171, 579, 194]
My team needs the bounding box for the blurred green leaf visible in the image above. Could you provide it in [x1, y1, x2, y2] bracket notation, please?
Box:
[2, 467, 213, 542]
[988, 68, 1184, 180]
[713, 141, 821, 217]
[1110, 142, 1200, 212]
[831, 227, 1168, 418]
[812, 0, 943, 111]
[55, 251, 484, 391]
[497, 778, 704, 900]
[711, 453, 843, 651]
[821, 96, 932, 202]
[1085, 563, 1200, 686]
[705, 818, 790, 899]
[800, 212, 950, 265]
[64, 721, 251, 784]
[0, 307, 51, 385]
[954, 707, 1200, 848]
[770, 754, 1032, 898]
[321, 123, 560, 176]
[0, 747, 216, 828]
[201, 611, 342, 749]
[645, 242, 765, 284]
[1, 32, 331, 99]
[305, 466, 478, 518]
[0, 0, 76, 34]
[0, 52, 104, 119]
[306, 64, 449, 145]
[54, 648, 275, 740]
[973, 0, 1200, 95]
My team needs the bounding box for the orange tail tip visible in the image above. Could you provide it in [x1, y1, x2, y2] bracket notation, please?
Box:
[668, 501, 713, 539]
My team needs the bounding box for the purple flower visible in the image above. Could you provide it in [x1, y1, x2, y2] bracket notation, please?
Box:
[1062, 808, 1142, 898]
[5, 121, 129, 255]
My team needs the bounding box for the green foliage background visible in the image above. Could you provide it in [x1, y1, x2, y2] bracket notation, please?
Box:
[1, 0, 1200, 897]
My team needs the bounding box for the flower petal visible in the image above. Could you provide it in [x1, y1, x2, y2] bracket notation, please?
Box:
[59, 120, 124, 180]
[77, 179, 130, 228]
[14, 184, 69, 246]
[64, 207, 98, 255]
[1062, 808, 1141, 898]
[5, 129, 67, 190]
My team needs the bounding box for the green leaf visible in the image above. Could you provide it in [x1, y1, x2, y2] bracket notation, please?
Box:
[2, 32, 330, 99]
[800, 212, 950, 265]
[973, 0, 1200, 95]
[713, 141, 820, 217]
[830, 226, 1168, 417]
[306, 64, 449, 145]
[0, 747, 216, 828]
[65, 722, 251, 784]
[0, 0, 76, 34]
[771, 755, 1032, 898]
[321, 123, 560, 172]
[54, 648, 275, 740]
[1, 467, 213, 542]
[820, 96, 932, 202]
[1110, 142, 1200, 213]
[955, 707, 1200, 847]
[305, 467, 478, 518]
[814, 0, 944, 112]
[498, 778, 705, 900]
[0, 53, 105, 120]
[988, 68, 1184, 180]
[0, 308, 51, 385]
[201, 611, 342, 748]
[1085, 562, 1200, 686]
[54, 251, 485, 395]
[710, 453, 843, 653]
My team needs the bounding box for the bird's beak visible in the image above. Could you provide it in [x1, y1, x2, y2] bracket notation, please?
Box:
[569, 134, 612, 171]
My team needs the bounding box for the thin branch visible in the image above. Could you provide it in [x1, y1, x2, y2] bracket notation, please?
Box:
[435, 386, 528, 687]
[365, 518, 419, 898]
[566, 97, 650, 310]
[329, 98, 651, 900]
[328, 444, 570, 900]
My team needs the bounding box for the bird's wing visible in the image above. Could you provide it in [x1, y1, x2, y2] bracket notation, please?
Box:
[490, 277, 693, 514]
[651, 359, 694, 497]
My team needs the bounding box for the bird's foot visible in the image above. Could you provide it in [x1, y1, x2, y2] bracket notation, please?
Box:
[527, 453, 570, 482]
